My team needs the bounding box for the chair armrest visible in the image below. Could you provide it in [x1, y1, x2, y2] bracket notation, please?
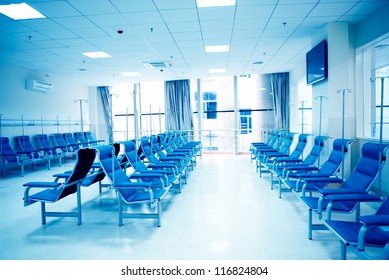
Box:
[302, 176, 343, 183]
[23, 182, 62, 188]
[319, 188, 367, 196]
[129, 172, 166, 179]
[324, 193, 381, 202]
[275, 158, 302, 163]
[148, 163, 176, 168]
[359, 215, 389, 226]
[115, 181, 152, 190]
[287, 165, 318, 172]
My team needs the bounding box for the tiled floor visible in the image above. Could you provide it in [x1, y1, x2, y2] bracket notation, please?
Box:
[0, 153, 381, 260]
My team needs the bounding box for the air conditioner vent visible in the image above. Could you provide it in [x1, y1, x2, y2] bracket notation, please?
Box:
[142, 61, 172, 68]
[26, 79, 53, 93]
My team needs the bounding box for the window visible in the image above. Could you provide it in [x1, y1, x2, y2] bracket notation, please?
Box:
[356, 34, 389, 139]
[290, 78, 312, 134]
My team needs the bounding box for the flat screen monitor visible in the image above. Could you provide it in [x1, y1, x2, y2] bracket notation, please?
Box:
[306, 39, 328, 85]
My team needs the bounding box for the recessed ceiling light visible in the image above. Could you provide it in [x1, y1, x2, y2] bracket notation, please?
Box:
[205, 45, 230, 53]
[82, 51, 111, 58]
[209, 68, 226, 73]
[121, 72, 140, 77]
[0, 3, 46, 20]
[197, 0, 236, 8]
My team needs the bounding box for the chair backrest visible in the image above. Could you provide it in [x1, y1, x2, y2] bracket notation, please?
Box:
[267, 131, 279, 147]
[0, 137, 18, 163]
[273, 131, 286, 149]
[52, 133, 67, 147]
[317, 138, 352, 176]
[301, 135, 329, 165]
[63, 133, 80, 149]
[140, 137, 159, 163]
[16, 135, 40, 159]
[96, 145, 137, 198]
[150, 135, 167, 158]
[289, 133, 309, 159]
[74, 132, 87, 145]
[36, 134, 54, 151]
[122, 140, 148, 172]
[85, 131, 94, 142]
[58, 148, 96, 200]
[277, 132, 295, 154]
[343, 142, 389, 192]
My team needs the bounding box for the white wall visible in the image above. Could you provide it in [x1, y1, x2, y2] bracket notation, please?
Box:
[0, 63, 90, 143]
[288, 3, 389, 195]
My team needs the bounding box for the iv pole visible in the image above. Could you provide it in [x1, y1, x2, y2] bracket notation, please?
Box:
[337, 88, 352, 180]
[74, 99, 88, 135]
[370, 76, 388, 197]
[314, 95, 328, 166]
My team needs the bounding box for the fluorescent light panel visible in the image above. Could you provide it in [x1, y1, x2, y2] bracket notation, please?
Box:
[197, 0, 236, 8]
[82, 51, 111, 58]
[209, 68, 226, 73]
[205, 45, 230, 53]
[121, 72, 140, 77]
[0, 3, 46, 20]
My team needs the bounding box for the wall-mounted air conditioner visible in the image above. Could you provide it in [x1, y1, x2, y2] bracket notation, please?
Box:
[26, 79, 53, 93]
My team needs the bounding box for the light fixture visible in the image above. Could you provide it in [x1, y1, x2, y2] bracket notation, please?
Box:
[82, 51, 111, 58]
[0, 3, 46, 20]
[196, 0, 236, 8]
[209, 68, 226, 73]
[205, 45, 230, 53]
[121, 72, 140, 77]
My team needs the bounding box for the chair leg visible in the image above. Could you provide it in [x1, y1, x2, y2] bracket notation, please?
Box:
[40, 202, 47, 225]
[77, 185, 82, 225]
[157, 200, 161, 227]
[308, 209, 313, 240]
[340, 241, 347, 260]
[118, 195, 123, 226]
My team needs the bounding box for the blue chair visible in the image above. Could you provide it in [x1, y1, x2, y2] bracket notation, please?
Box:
[1, 137, 35, 177]
[74, 132, 91, 147]
[255, 132, 295, 165]
[299, 142, 389, 240]
[63, 132, 81, 151]
[323, 193, 389, 259]
[150, 135, 193, 171]
[140, 136, 188, 184]
[122, 140, 181, 193]
[257, 133, 309, 178]
[16, 135, 51, 169]
[51, 133, 72, 154]
[249, 130, 279, 161]
[85, 131, 105, 145]
[35, 134, 64, 166]
[23, 148, 96, 225]
[96, 145, 170, 227]
[277, 137, 348, 198]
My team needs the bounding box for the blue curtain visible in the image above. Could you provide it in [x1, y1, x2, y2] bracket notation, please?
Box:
[269, 73, 289, 130]
[165, 79, 194, 131]
[98, 86, 114, 143]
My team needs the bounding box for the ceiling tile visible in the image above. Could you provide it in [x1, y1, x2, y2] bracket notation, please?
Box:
[159, 9, 198, 22]
[66, 0, 119, 15]
[110, 0, 156, 12]
[87, 13, 129, 27]
[235, 5, 275, 20]
[29, 1, 82, 18]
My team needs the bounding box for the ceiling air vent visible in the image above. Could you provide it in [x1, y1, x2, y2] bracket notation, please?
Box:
[142, 61, 172, 68]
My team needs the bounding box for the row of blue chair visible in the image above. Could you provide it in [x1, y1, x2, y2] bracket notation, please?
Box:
[0, 131, 104, 177]
[250, 133, 389, 259]
[22, 131, 202, 227]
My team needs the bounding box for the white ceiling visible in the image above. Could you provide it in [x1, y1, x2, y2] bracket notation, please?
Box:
[0, 0, 387, 86]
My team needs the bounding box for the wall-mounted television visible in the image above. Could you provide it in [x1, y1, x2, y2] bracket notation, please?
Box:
[306, 39, 328, 85]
